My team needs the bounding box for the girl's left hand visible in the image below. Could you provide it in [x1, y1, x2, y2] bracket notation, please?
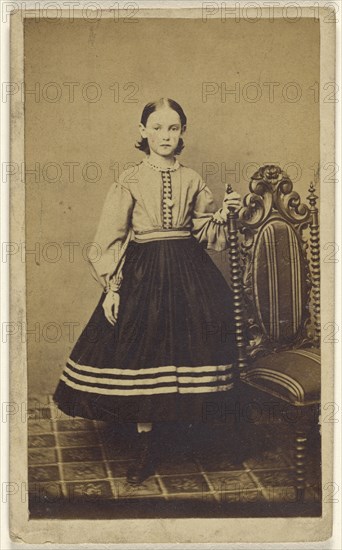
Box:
[222, 190, 242, 213]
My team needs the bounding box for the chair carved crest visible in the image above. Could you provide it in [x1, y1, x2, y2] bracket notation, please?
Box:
[227, 165, 320, 374]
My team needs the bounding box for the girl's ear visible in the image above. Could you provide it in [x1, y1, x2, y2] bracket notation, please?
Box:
[181, 124, 187, 135]
[139, 123, 147, 138]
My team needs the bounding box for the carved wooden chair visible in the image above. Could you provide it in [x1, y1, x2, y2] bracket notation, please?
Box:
[227, 165, 321, 501]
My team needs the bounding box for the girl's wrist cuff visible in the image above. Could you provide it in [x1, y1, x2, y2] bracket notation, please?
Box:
[105, 276, 122, 293]
[212, 208, 228, 225]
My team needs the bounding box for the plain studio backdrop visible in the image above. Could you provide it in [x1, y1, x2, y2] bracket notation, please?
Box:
[23, 16, 320, 397]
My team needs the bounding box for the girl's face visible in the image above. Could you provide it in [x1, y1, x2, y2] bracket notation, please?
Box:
[139, 107, 186, 158]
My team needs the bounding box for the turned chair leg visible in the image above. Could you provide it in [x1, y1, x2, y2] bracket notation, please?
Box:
[294, 426, 308, 502]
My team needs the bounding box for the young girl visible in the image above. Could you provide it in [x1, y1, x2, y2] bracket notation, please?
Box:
[53, 98, 241, 485]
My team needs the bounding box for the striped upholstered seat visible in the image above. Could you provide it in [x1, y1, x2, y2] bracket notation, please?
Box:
[244, 348, 320, 406]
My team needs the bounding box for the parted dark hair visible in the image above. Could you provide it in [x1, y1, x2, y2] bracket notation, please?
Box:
[135, 98, 187, 155]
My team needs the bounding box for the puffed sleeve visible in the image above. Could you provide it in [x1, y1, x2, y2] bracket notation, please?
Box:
[88, 181, 134, 291]
[191, 182, 229, 252]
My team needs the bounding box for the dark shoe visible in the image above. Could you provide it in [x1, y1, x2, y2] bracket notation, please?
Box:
[126, 431, 156, 485]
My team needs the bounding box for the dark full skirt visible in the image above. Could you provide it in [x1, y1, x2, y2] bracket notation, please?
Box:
[53, 238, 238, 423]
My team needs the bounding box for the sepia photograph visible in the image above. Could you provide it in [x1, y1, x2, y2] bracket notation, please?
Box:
[7, 2, 337, 545]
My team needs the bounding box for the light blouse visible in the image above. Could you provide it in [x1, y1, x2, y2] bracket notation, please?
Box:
[88, 157, 229, 291]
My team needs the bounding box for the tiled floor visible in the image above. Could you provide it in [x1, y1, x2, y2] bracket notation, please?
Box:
[28, 396, 321, 518]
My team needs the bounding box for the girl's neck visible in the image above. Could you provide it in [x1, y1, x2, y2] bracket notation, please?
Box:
[146, 152, 176, 169]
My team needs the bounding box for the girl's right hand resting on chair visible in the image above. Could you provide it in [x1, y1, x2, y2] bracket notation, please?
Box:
[102, 291, 120, 326]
